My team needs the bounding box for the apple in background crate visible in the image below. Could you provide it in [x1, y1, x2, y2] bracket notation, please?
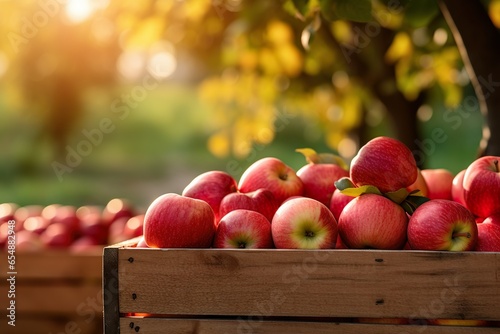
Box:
[238, 157, 304, 204]
[0, 203, 18, 223]
[144, 193, 216, 248]
[182, 171, 238, 222]
[219, 188, 279, 223]
[350, 136, 418, 193]
[271, 197, 337, 249]
[213, 210, 273, 249]
[420, 168, 454, 200]
[109, 215, 144, 245]
[475, 213, 500, 252]
[102, 198, 136, 227]
[407, 200, 478, 251]
[338, 194, 408, 250]
[463, 156, 500, 218]
[295, 148, 349, 206]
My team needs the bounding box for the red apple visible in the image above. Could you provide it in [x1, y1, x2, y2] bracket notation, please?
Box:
[407, 199, 477, 251]
[40, 222, 74, 248]
[79, 213, 108, 245]
[420, 169, 454, 200]
[329, 188, 355, 222]
[271, 197, 337, 249]
[463, 156, 500, 218]
[144, 193, 216, 248]
[296, 149, 349, 206]
[14, 205, 44, 230]
[0, 203, 18, 223]
[239, 157, 304, 204]
[124, 214, 144, 239]
[213, 210, 273, 249]
[51, 205, 81, 237]
[22, 216, 51, 235]
[350, 136, 418, 193]
[451, 169, 467, 206]
[338, 194, 408, 249]
[108, 217, 129, 244]
[219, 188, 279, 223]
[102, 198, 135, 226]
[182, 171, 238, 222]
[475, 213, 500, 252]
[406, 169, 429, 197]
[13, 230, 44, 251]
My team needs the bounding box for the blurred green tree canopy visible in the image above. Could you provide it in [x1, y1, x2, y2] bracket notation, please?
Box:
[1, 0, 499, 178]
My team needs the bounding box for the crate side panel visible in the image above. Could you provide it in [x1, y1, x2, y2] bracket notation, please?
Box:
[117, 249, 500, 320]
[0, 250, 102, 280]
[117, 318, 500, 334]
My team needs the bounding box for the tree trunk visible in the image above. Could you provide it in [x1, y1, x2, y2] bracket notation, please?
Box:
[438, 0, 500, 156]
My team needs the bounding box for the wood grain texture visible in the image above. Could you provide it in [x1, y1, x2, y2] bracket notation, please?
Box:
[115, 248, 500, 320]
[0, 249, 103, 280]
[117, 317, 500, 334]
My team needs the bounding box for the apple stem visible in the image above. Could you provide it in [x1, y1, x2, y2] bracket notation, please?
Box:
[238, 242, 247, 248]
[305, 231, 315, 238]
[452, 232, 471, 239]
[494, 160, 499, 173]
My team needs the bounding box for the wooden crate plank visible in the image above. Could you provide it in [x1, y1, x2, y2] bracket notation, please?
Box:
[0, 249, 103, 281]
[0, 284, 102, 314]
[0, 315, 102, 334]
[116, 248, 500, 320]
[117, 318, 500, 334]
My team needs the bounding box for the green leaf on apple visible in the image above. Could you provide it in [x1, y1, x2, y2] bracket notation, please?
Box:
[400, 195, 430, 215]
[296, 148, 348, 170]
[384, 188, 410, 204]
[340, 185, 382, 197]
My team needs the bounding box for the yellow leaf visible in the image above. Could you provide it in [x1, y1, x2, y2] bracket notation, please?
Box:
[208, 131, 230, 158]
[267, 21, 294, 46]
[385, 32, 413, 63]
[331, 21, 352, 45]
[489, 0, 500, 28]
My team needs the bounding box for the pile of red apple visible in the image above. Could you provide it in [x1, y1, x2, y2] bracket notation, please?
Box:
[141, 136, 500, 252]
[0, 199, 144, 251]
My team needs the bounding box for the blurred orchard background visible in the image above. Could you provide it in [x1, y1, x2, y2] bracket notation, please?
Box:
[0, 0, 498, 210]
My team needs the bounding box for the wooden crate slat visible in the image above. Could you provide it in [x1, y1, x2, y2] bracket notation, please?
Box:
[0, 315, 102, 334]
[0, 249, 103, 280]
[116, 317, 500, 334]
[116, 248, 500, 320]
[0, 283, 102, 314]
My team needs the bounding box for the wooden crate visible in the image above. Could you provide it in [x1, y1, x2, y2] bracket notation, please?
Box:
[103, 239, 500, 334]
[0, 248, 103, 334]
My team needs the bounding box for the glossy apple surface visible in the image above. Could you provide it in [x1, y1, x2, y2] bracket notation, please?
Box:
[213, 210, 273, 249]
[271, 197, 337, 249]
[406, 169, 429, 197]
[219, 188, 279, 223]
[338, 194, 408, 249]
[463, 156, 500, 218]
[297, 163, 349, 206]
[144, 193, 216, 248]
[407, 199, 477, 251]
[475, 213, 500, 252]
[451, 169, 467, 206]
[421, 169, 454, 200]
[182, 171, 237, 222]
[239, 157, 303, 204]
[350, 136, 418, 193]
[329, 188, 355, 222]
